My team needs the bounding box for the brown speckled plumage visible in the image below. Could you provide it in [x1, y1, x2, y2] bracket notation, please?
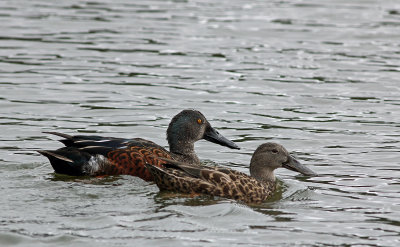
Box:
[102, 143, 172, 181]
[37, 110, 240, 180]
[146, 142, 316, 203]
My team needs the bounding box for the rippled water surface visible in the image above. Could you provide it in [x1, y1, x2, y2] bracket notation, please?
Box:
[1, 0, 400, 246]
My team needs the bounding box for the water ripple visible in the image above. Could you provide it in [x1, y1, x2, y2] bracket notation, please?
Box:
[1, 0, 400, 246]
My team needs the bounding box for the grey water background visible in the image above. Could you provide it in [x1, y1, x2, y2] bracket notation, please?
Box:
[1, 0, 399, 246]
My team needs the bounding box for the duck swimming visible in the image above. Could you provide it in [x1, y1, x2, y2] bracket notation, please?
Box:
[38, 109, 240, 181]
[146, 142, 316, 203]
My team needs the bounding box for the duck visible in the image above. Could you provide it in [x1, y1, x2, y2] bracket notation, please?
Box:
[145, 142, 316, 203]
[37, 109, 240, 181]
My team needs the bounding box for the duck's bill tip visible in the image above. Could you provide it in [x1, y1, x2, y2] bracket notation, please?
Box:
[229, 144, 241, 150]
[283, 156, 317, 176]
[203, 127, 240, 150]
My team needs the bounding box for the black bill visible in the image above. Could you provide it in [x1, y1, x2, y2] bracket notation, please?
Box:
[203, 126, 240, 150]
[283, 155, 317, 176]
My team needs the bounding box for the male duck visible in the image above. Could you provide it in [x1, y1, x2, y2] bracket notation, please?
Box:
[38, 109, 240, 181]
[146, 142, 316, 203]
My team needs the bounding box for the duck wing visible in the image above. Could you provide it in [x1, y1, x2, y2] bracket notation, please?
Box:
[39, 132, 171, 180]
[147, 157, 274, 203]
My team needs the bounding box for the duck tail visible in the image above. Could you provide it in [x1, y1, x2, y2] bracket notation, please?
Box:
[42, 131, 73, 139]
[37, 147, 92, 176]
[43, 131, 75, 146]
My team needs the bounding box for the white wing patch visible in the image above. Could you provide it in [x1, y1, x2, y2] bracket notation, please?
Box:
[78, 146, 104, 150]
[44, 151, 74, 163]
[75, 139, 113, 143]
[78, 145, 128, 150]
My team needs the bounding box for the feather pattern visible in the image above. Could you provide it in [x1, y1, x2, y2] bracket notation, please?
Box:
[146, 143, 316, 204]
[37, 110, 240, 180]
[39, 133, 172, 180]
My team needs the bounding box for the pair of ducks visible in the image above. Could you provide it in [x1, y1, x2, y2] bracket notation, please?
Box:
[38, 109, 316, 204]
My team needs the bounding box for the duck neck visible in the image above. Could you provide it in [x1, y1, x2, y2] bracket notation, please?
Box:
[250, 160, 276, 184]
[169, 141, 200, 165]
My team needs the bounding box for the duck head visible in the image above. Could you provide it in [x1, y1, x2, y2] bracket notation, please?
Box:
[250, 142, 316, 183]
[166, 110, 240, 156]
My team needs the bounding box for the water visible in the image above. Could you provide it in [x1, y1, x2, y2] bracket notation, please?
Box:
[1, 0, 399, 246]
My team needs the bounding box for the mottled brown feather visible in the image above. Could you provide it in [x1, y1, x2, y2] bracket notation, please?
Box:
[147, 142, 314, 204]
[40, 109, 240, 179]
[104, 144, 172, 181]
[146, 162, 275, 204]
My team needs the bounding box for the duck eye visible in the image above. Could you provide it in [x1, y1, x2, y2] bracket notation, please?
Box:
[271, 149, 278, 154]
[197, 118, 202, 124]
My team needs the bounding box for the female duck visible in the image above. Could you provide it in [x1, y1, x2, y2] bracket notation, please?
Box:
[38, 109, 239, 181]
[146, 142, 316, 203]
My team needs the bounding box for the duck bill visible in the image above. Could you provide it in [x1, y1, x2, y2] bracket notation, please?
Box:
[203, 126, 240, 150]
[283, 155, 317, 176]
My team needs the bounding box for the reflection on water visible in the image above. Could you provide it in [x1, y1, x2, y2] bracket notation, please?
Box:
[1, 0, 400, 246]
